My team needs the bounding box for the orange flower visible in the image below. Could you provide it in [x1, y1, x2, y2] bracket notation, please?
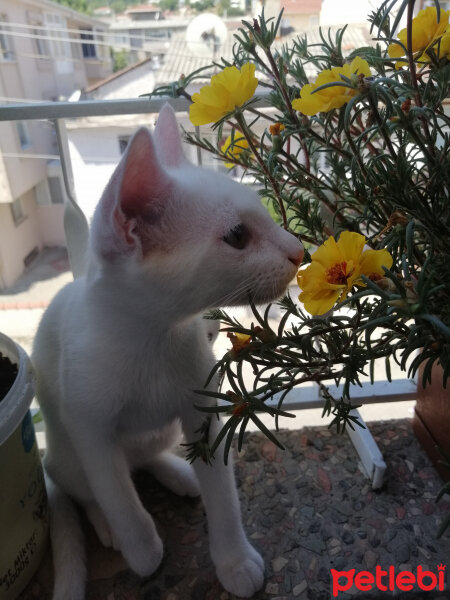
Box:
[269, 122, 285, 136]
[227, 332, 252, 353]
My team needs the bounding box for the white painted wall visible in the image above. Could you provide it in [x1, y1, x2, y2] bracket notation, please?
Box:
[37, 204, 65, 247]
[320, 0, 382, 25]
[0, 190, 42, 289]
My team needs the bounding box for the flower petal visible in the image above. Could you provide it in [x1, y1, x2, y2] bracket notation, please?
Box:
[336, 231, 366, 264]
[359, 248, 393, 280]
[299, 288, 342, 315]
[189, 63, 258, 126]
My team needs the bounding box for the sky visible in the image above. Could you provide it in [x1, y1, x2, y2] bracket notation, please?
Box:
[320, 0, 383, 25]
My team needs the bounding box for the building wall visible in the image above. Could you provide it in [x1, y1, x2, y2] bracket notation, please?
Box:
[0, 0, 113, 288]
[0, 188, 42, 289]
[1, 0, 89, 100]
[37, 203, 65, 246]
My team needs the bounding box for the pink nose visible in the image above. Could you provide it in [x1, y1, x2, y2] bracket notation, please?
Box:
[289, 246, 304, 267]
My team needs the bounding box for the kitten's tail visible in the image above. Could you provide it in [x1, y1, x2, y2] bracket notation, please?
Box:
[45, 472, 87, 600]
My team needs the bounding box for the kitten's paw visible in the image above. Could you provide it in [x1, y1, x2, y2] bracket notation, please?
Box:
[148, 453, 200, 497]
[216, 547, 264, 598]
[122, 533, 164, 577]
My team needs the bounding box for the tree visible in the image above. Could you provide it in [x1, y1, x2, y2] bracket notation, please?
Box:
[53, 0, 89, 14]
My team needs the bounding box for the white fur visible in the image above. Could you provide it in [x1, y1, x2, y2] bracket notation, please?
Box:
[32, 104, 303, 599]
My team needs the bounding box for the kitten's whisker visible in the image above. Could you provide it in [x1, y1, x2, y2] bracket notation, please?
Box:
[213, 279, 254, 308]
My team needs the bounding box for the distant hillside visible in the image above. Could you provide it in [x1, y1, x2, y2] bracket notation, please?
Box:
[52, 0, 151, 17]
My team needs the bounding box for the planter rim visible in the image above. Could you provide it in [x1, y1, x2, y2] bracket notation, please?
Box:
[0, 332, 35, 446]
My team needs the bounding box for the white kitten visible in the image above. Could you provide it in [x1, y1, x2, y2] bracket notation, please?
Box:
[32, 104, 303, 600]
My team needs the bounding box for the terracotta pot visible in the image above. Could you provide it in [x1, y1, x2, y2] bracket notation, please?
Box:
[0, 333, 49, 600]
[413, 363, 450, 482]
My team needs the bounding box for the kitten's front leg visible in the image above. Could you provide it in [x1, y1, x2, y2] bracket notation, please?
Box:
[181, 410, 264, 598]
[65, 420, 163, 577]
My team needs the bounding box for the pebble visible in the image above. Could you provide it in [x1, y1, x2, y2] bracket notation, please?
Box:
[265, 485, 278, 498]
[293, 580, 308, 596]
[333, 556, 347, 570]
[364, 550, 379, 569]
[297, 537, 326, 555]
[342, 531, 355, 545]
[418, 546, 431, 559]
[329, 508, 348, 524]
[343, 459, 357, 473]
[405, 459, 414, 473]
[19, 422, 450, 600]
[266, 582, 279, 594]
[396, 506, 406, 519]
[383, 528, 397, 544]
[357, 529, 367, 539]
[329, 545, 342, 556]
[329, 538, 341, 548]
[272, 557, 289, 573]
[395, 542, 411, 563]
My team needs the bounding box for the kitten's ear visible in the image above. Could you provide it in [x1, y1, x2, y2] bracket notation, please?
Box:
[94, 127, 172, 258]
[153, 103, 186, 167]
[118, 126, 170, 218]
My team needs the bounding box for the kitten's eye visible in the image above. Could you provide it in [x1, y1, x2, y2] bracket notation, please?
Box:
[223, 224, 249, 250]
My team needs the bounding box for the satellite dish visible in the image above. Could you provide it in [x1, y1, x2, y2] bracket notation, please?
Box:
[186, 13, 228, 58]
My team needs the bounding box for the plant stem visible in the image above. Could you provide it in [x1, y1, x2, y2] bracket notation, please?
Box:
[235, 110, 289, 229]
[405, 0, 436, 158]
[263, 46, 311, 172]
[367, 93, 398, 161]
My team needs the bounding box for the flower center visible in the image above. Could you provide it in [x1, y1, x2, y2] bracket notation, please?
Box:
[326, 261, 349, 285]
[368, 273, 382, 281]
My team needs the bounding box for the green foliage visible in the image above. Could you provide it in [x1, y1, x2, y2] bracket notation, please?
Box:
[111, 48, 129, 72]
[52, 0, 151, 16]
[190, 0, 214, 13]
[52, 0, 89, 13]
[158, 0, 179, 11]
[152, 0, 450, 534]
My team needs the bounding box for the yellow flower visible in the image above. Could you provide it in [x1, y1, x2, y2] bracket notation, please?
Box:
[189, 63, 258, 126]
[388, 6, 450, 65]
[292, 57, 371, 116]
[297, 232, 393, 315]
[220, 134, 250, 168]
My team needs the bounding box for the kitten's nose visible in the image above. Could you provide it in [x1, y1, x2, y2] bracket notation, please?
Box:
[289, 246, 304, 267]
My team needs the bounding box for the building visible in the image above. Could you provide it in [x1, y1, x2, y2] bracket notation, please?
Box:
[100, 4, 191, 63]
[0, 0, 113, 289]
[65, 16, 372, 224]
[279, 0, 322, 31]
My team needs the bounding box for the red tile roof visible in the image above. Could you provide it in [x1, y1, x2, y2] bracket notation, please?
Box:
[125, 4, 160, 13]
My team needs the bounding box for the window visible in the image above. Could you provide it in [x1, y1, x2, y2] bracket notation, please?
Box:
[44, 13, 73, 74]
[0, 15, 14, 61]
[16, 122, 31, 149]
[48, 176, 64, 204]
[10, 197, 25, 226]
[33, 28, 48, 57]
[80, 28, 97, 58]
[28, 12, 49, 58]
[118, 135, 131, 154]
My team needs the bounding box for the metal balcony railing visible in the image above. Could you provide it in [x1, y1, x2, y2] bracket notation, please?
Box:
[0, 95, 418, 488]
